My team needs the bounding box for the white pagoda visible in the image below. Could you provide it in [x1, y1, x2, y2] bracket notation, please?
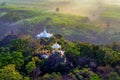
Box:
[52, 42, 65, 57]
[36, 28, 53, 39]
[52, 42, 61, 49]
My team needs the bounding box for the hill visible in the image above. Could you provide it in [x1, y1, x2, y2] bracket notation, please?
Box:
[0, 1, 120, 44]
[0, 32, 120, 80]
[0, 5, 103, 44]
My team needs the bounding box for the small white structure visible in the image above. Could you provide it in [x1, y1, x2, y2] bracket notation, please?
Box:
[36, 28, 53, 39]
[60, 51, 65, 56]
[41, 54, 49, 59]
[52, 42, 61, 49]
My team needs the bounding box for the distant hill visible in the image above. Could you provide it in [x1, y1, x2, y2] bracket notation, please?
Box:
[0, 2, 120, 44]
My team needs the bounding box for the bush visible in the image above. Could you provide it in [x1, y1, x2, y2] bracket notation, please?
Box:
[42, 72, 62, 80]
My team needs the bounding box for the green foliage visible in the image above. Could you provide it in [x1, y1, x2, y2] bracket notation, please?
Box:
[25, 60, 36, 73]
[71, 68, 102, 80]
[23, 77, 30, 80]
[107, 42, 120, 51]
[76, 42, 120, 66]
[101, 47, 120, 65]
[66, 72, 78, 80]
[42, 72, 62, 80]
[0, 47, 24, 68]
[95, 48, 106, 65]
[90, 73, 103, 80]
[0, 11, 22, 22]
[10, 38, 34, 57]
[10, 39, 28, 52]
[0, 64, 23, 80]
[0, 47, 12, 68]
[72, 67, 79, 73]
[107, 72, 120, 80]
[77, 42, 93, 57]
[11, 51, 24, 69]
[66, 45, 80, 57]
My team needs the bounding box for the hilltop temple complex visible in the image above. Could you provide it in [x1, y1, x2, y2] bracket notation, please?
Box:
[35, 28, 66, 66]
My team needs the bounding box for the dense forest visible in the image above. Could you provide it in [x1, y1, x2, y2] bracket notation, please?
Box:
[0, 33, 120, 80]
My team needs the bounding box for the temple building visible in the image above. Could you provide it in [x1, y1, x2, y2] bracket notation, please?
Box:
[47, 42, 66, 66]
[52, 42, 61, 49]
[52, 42, 65, 56]
[36, 28, 53, 39]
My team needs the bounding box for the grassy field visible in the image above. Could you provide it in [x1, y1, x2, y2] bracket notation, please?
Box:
[0, 0, 120, 44]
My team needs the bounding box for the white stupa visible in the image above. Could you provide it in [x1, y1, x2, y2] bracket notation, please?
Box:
[52, 42, 61, 49]
[36, 28, 53, 39]
[52, 42, 65, 56]
[41, 54, 49, 59]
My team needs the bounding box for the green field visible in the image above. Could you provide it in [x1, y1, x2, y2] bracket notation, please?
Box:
[0, 0, 120, 44]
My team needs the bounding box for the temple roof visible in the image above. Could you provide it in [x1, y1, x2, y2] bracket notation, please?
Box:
[52, 42, 61, 49]
[41, 54, 49, 59]
[36, 28, 53, 39]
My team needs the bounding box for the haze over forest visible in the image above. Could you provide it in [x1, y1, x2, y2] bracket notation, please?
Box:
[0, 0, 120, 44]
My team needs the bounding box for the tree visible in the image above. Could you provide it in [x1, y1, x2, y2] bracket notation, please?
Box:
[108, 42, 120, 51]
[0, 64, 23, 80]
[25, 60, 36, 74]
[0, 48, 24, 69]
[12, 51, 24, 69]
[56, 8, 60, 12]
[62, 72, 78, 80]
[90, 73, 103, 80]
[10, 39, 33, 57]
[107, 72, 120, 80]
[71, 68, 102, 80]
[95, 48, 105, 65]
[102, 48, 120, 65]
[76, 42, 93, 57]
[10, 39, 28, 52]
[66, 45, 80, 57]
[66, 45, 80, 64]
[42, 72, 62, 80]
[0, 48, 13, 68]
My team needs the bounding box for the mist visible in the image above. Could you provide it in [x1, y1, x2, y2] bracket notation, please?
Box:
[0, 0, 120, 16]
[0, 0, 120, 43]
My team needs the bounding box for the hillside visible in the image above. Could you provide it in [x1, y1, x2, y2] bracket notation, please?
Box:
[0, 1, 120, 44]
[0, 32, 120, 80]
[0, 1, 120, 80]
[0, 5, 101, 43]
